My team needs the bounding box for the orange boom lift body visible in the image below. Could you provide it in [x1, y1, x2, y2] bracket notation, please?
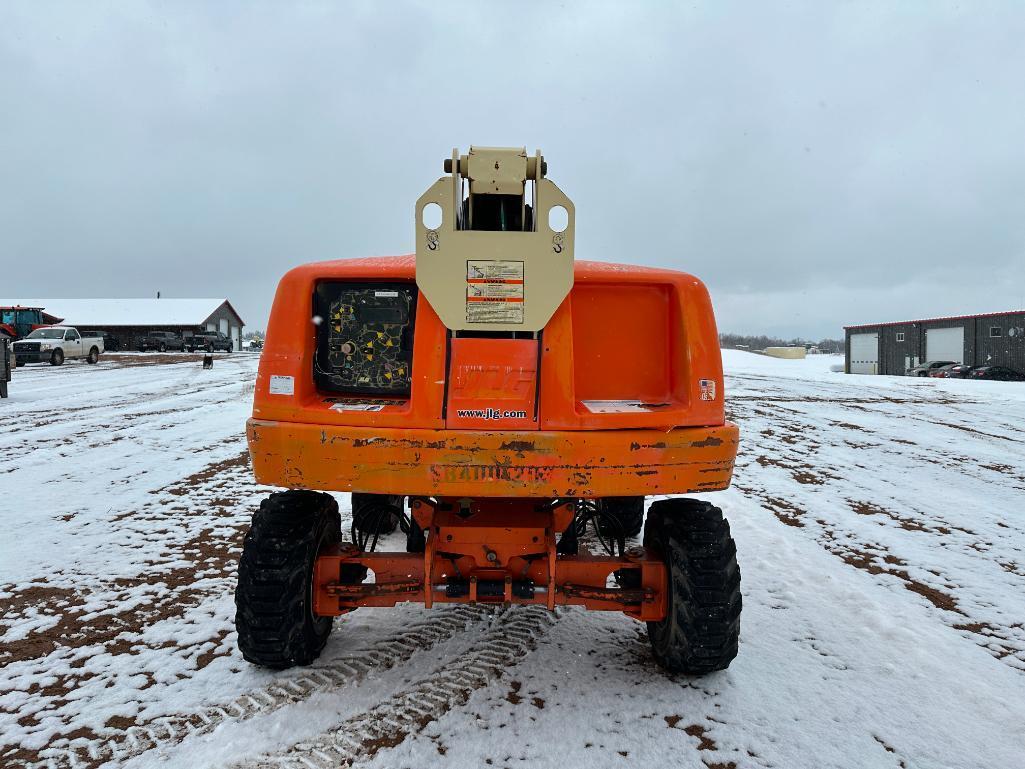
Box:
[240, 147, 742, 673]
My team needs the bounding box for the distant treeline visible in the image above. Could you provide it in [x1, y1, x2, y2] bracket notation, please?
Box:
[720, 333, 843, 354]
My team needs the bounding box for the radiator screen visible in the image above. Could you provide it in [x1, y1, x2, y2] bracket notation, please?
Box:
[313, 282, 417, 396]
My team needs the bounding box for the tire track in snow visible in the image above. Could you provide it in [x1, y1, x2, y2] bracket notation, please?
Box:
[0, 450, 254, 663]
[728, 388, 1025, 674]
[231, 605, 557, 769]
[23, 606, 496, 769]
[1, 379, 248, 457]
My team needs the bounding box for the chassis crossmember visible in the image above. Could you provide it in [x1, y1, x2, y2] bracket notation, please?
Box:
[312, 497, 668, 622]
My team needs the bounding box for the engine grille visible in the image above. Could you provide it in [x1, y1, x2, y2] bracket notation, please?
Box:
[313, 282, 417, 396]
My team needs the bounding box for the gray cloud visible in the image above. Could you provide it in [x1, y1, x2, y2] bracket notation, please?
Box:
[2, 1, 1023, 338]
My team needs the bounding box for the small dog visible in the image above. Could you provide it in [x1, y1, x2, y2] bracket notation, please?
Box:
[202, 354, 213, 369]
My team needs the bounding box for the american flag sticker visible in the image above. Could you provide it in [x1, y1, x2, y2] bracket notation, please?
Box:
[699, 379, 716, 401]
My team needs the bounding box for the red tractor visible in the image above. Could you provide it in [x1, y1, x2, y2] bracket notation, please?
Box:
[0, 306, 49, 341]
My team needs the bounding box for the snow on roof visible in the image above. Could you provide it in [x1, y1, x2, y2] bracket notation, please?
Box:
[0, 298, 243, 327]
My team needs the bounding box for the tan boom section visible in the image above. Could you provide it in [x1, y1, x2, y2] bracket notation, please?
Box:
[415, 146, 575, 332]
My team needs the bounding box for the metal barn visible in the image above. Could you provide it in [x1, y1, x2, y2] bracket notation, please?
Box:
[845, 310, 1025, 375]
[0, 298, 245, 352]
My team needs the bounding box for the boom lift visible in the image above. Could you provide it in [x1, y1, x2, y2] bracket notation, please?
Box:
[238, 147, 742, 673]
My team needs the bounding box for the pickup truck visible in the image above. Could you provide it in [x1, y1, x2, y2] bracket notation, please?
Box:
[138, 330, 186, 352]
[187, 330, 233, 353]
[12, 326, 103, 366]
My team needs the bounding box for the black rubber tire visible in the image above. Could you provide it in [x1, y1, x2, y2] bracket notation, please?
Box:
[235, 490, 341, 668]
[0, 380, 7, 398]
[602, 496, 645, 537]
[406, 520, 426, 553]
[86, 347, 99, 364]
[206, 344, 213, 353]
[351, 493, 401, 534]
[644, 499, 741, 674]
[50, 349, 64, 366]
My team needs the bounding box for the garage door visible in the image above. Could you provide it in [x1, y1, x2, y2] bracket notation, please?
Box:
[926, 327, 964, 363]
[849, 333, 879, 374]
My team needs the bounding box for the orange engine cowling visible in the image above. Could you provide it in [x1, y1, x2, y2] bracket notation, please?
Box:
[247, 256, 738, 499]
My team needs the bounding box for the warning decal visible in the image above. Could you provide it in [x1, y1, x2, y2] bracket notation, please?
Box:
[466, 260, 524, 324]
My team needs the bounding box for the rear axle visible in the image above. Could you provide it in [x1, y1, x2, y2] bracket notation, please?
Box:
[311, 497, 667, 622]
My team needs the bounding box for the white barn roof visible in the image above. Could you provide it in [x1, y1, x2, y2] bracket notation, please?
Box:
[0, 298, 243, 327]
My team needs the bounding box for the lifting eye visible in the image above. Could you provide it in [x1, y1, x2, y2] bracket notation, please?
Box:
[421, 202, 443, 229]
[548, 205, 568, 233]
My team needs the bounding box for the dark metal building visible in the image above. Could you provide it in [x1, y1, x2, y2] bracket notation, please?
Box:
[845, 310, 1025, 375]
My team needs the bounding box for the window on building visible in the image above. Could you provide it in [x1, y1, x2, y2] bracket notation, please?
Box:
[895, 332, 905, 342]
[990, 327, 1003, 338]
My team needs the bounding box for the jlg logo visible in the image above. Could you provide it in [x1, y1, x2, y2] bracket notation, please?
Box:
[452, 365, 535, 398]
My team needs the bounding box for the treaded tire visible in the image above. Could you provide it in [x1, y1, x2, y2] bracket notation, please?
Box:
[86, 347, 99, 364]
[406, 520, 426, 553]
[235, 490, 341, 668]
[603, 496, 645, 537]
[50, 349, 64, 366]
[351, 493, 401, 534]
[644, 498, 741, 674]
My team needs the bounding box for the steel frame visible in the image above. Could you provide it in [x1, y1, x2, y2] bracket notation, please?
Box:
[312, 497, 667, 622]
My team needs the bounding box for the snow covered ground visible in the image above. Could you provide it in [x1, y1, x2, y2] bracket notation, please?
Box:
[2, 350, 1024, 769]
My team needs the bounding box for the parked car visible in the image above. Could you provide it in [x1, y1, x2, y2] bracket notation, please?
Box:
[187, 331, 233, 353]
[12, 326, 103, 366]
[968, 365, 1025, 382]
[138, 330, 186, 352]
[929, 363, 975, 378]
[82, 330, 121, 352]
[906, 360, 955, 377]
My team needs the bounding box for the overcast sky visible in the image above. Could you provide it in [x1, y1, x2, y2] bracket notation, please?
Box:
[2, 1, 1024, 338]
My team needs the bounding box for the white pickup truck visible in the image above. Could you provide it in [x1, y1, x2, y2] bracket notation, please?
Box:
[12, 326, 104, 366]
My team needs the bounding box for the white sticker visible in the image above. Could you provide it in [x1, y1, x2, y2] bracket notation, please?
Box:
[466, 259, 524, 324]
[699, 379, 717, 401]
[466, 301, 524, 324]
[374, 290, 399, 297]
[467, 260, 524, 281]
[329, 402, 385, 412]
[269, 375, 294, 395]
